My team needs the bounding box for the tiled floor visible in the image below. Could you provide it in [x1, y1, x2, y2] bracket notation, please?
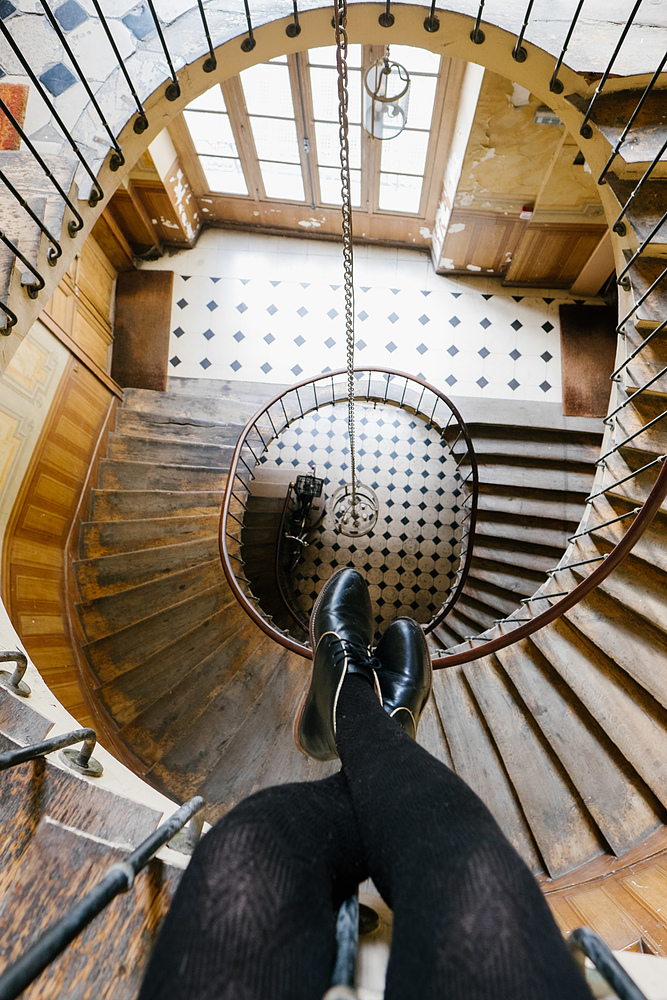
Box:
[258, 398, 467, 633]
[141, 229, 604, 405]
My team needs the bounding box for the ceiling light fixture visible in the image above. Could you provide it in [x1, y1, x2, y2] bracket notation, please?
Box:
[363, 47, 410, 140]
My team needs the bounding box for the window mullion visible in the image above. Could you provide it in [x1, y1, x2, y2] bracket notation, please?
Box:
[221, 77, 266, 201]
[288, 51, 319, 208]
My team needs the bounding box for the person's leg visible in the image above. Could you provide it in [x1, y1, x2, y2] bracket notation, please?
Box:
[336, 674, 592, 1000]
[138, 771, 367, 1000]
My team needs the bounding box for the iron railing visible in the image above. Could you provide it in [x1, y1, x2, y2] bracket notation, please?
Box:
[0, 0, 663, 334]
[0, 727, 104, 777]
[219, 368, 478, 655]
[0, 796, 205, 1000]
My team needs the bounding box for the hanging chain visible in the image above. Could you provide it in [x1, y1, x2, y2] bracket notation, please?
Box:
[334, 0, 357, 507]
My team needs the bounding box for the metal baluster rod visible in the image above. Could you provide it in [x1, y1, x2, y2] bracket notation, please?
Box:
[612, 133, 667, 235]
[0, 649, 29, 696]
[579, 0, 644, 139]
[549, 0, 585, 93]
[0, 303, 18, 335]
[196, 0, 218, 69]
[586, 454, 666, 503]
[0, 728, 102, 776]
[569, 927, 649, 1000]
[88, 0, 149, 133]
[0, 797, 205, 1000]
[0, 19, 103, 205]
[0, 167, 61, 264]
[470, 0, 485, 44]
[0, 94, 84, 234]
[0, 230, 44, 297]
[512, 0, 535, 62]
[145, 0, 181, 99]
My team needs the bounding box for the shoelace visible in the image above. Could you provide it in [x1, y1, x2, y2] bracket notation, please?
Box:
[333, 638, 382, 676]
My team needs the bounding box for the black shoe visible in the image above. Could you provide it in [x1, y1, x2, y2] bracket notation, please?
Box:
[294, 567, 380, 761]
[374, 618, 432, 739]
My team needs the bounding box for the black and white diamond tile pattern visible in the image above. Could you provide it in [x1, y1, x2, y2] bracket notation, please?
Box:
[167, 271, 568, 403]
[258, 401, 464, 632]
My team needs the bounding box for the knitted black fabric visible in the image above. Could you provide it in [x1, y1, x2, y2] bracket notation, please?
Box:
[140, 674, 592, 1000]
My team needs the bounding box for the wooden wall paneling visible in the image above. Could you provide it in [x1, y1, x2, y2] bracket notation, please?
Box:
[107, 184, 162, 254]
[503, 223, 607, 287]
[2, 359, 114, 726]
[91, 210, 136, 274]
[436, 211, 526, 275]
[111, 270, 174, 391]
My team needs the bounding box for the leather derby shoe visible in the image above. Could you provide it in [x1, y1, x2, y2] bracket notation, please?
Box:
[294, 567, 380, 761]
[374, 618, 432, 739]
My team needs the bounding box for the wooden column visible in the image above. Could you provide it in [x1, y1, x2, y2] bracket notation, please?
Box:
[111, 270, 174, 391]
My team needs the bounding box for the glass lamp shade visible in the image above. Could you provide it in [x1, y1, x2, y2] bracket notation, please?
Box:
[363, 58, 410, 140]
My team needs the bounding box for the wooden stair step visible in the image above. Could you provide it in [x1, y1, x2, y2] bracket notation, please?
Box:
[89, 489, 225, 520]
[98, 458, 229, 492]
[76, 559, 224, 642]
[432, 666, 543, 874]
[115, 408, 246, 444]
[586, 496, 667, 573]
[563, 587, 667, 713]
[453, 435, 601, 464]
[573, 552, 667, 634]
[474, 514, 571, 551]
[606, 175, 667, 250]
[495, 639, 663, 857]
[471, 540, 556, 575]
[467, 558, 544, 597]
[0, 733, 161, 896]
[452, 593, 501, 632]
[0, 816, 180, 1000]
[241, 525, 279, 547]
[167, 376, 289, 408]
[84, 583, 232, 684]
[613, 393, 667, 456]
[435, 608, 477, 641]
[122, 386, 264, 424]
[476, 463, 594, 494]
[476, 489, 584, 525]
[119, 609, 267, 770]
[0, 685, 53, 744]
[95, 601, 245, 727]
[79, 514, 219, 558]
[575, 90, 667, 169]
[107, 432, 235, 469]
[192, 650, 335, 822]
[464, 656, 605, 878]
[624, 255, 667, 326]
[148, 642, 303, 804]
[460, 579, 522, 617]
[431, 622, 461, 651]
[599, 449, 667, 510]
[74, 535, 219, 600]
[531, 618, 667, 809]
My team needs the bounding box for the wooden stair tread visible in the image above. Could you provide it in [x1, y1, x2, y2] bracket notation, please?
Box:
[89, 489, 224, 520]
[495, 639, 663, 857]
[98, 458, 230, 492]
[0, 733, 161, 896]
[107, 431, 235, 468]
[74, 535, 220, 600]
[79, 514, 219, 557]
[464, 657, 605, 878]
[432, 667, 543, 874]
[531, 619, 667, 809]
[0, 685, 53, 744]
[95, 601, 248, 727]
[76, 559, 224, 642]
[116, 408, 246, 443]
[0, 816, 180, 1000]
[84, 583, 233, 684]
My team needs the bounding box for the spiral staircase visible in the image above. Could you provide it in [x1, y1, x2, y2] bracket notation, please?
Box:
[1, 0, 667, 995]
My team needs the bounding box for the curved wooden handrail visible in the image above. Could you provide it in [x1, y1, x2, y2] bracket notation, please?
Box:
[432, 458, 667, 669]
[219, 367, 478, 656]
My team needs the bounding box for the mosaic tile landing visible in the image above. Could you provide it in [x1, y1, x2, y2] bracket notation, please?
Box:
[257, 400, 466, 634]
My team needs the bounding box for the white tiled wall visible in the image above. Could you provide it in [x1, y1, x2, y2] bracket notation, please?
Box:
[142, 230, 603, 403]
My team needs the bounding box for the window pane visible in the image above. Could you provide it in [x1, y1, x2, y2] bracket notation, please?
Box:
[201, 156, 248, 195]
[186, 86, 226, 113]
[314, 121, 361, 169]
[379, 173, 422, 213]
[310, 66, 361, 123]
[390, 45, 440, 75]
[250, 116, 301, 163]
[309, 44, 361, 68]
[380, 128, 429, 175]
[260, 161, 304, 200]
[241, 62, 294, 118]
[185, 110, 238, 158]
[404, 75, 438, 130]
[319, 166, 361, 207]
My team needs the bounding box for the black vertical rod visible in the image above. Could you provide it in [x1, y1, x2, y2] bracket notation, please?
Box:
[145, 0, 181, 99]
[241, 0, 256, 51]
[579, 0, 645, 138]
[287, 0, 302, 36]
[512, 0, 535, 61]
[423, 0, 439, 32]
[0, 167, 61, 263]
[39, 0, 125, 168]
[470, 0, 485, 43]
[88, 0, 149, 133]
[549, 0, 586, 94]
[196, 0, 218, 70]
[0, 19, 103, 205]
[0, 303, 18, 334]
[0, 231, 44, 296]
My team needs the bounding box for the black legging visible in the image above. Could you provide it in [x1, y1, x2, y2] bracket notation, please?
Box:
[139, 675, 592, 1000]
